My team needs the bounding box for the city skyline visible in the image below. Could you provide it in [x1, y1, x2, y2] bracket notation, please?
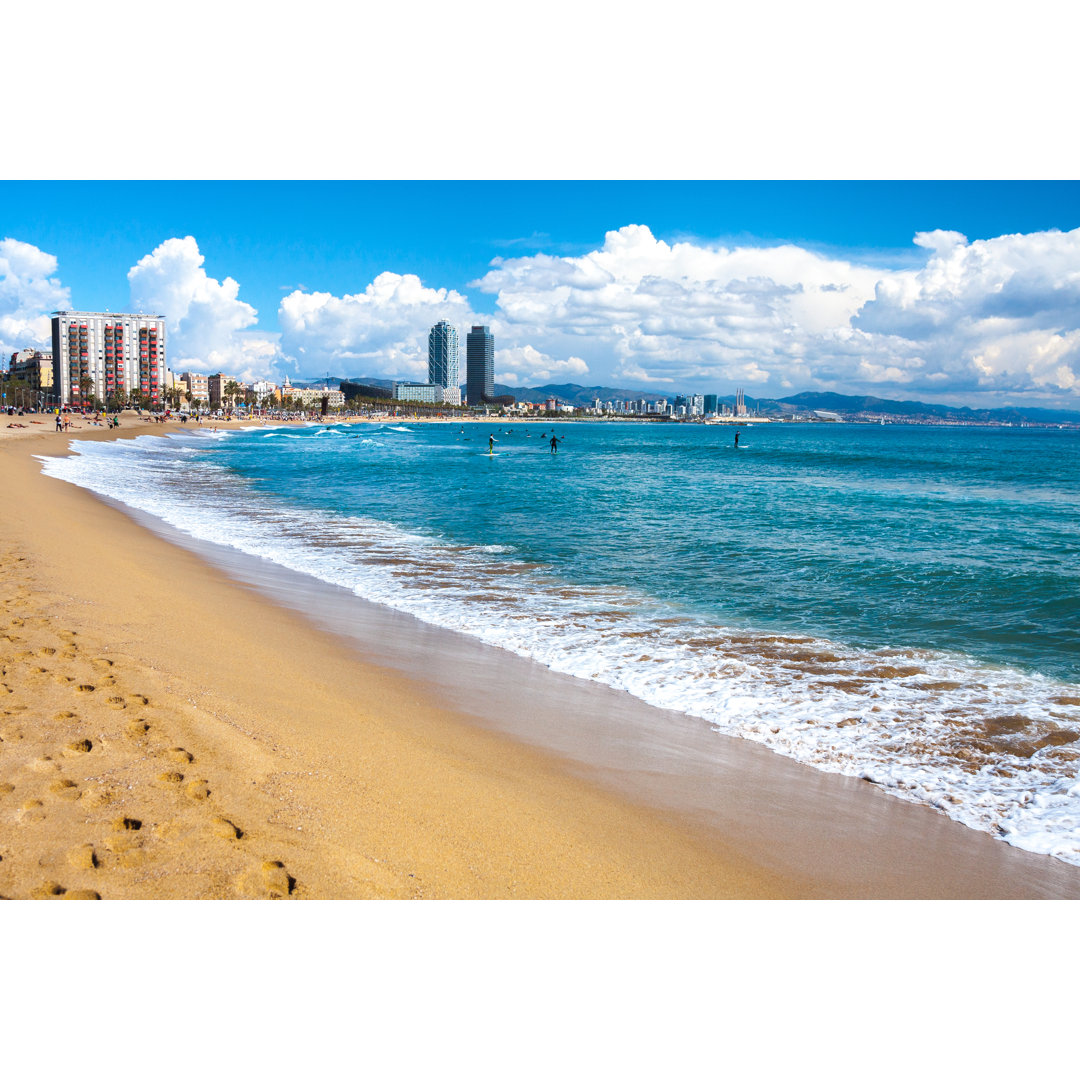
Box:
[4, 182, 1080, 410]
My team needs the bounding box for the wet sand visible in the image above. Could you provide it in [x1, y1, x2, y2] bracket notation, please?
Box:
[3, 416, 1079, 898]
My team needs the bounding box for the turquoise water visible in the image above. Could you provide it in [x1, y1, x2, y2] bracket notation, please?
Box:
[40, 420, 1080, 861]
[230, 421, 1080, 679]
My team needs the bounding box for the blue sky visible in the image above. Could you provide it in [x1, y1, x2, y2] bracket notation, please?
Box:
[6, 180, 1080, 322]
[5, 180, 1080, 406]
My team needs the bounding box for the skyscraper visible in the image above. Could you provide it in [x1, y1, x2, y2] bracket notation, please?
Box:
[466, 325, 494, 405]
[428, 320, 459, 391]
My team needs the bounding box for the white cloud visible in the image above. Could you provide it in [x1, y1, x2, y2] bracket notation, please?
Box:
[127, 236, 278, 381]
[278, 272, 476, 380]
[475, 224, 885, 392]
[496, 346, 589, 386]
[0, 237, 70, 355]
[469, 223, 1080, 402]
[853, 227, 1080, 396]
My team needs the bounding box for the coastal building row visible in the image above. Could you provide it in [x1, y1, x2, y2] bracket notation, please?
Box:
[22, 311, 743, 418]
[176, 372, 344, 411]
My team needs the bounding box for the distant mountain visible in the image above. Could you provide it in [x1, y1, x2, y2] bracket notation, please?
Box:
[774, 391, 1080, 425]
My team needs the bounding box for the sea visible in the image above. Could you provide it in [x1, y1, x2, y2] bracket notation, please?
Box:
[39, 419, 1080, 865]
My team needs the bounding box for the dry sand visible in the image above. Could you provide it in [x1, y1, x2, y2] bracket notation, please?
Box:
[2, 413, 1079, 899]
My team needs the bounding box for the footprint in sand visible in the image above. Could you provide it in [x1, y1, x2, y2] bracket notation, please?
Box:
[78, 785, 114, 808]
[54, 710, 76, 720]
[68, 843, 98, 870]
[126, 719, 150, 738]
[18, 799, 46, 823]
[157, 771, 184, 785]
[30, 881, 65, 898]
[163, 747, 194, 764]
[49, 779, 80, 800]
[185, 779, 211, 801]
[261, 860, 295, 898]
[64, 739, 93, 755]
[30, 881, 100, 899]
[91, 658, 114, 671]
[38, 647, 55, 657]
[29, 756, 60, 774]
[0, 782, 15, 797]
[75, 684, 95, 694]
[112, 816, 142, 832]
[106, 695, 127, 709]
[212, 816, 243, 840]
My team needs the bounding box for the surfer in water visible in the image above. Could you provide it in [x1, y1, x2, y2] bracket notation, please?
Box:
[549, 433, 562, 454]
[489, 433, 495, 455]
[734, 430, 739, 447]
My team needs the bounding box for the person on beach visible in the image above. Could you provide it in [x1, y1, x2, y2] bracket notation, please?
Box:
[55, 413, 62, 432]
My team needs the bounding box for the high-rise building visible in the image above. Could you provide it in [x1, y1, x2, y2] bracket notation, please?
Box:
[51, 310, 166, 408]
[466, 325, 494, 406]
[428, 321, 459, 391]
[703, 394, 718, 415]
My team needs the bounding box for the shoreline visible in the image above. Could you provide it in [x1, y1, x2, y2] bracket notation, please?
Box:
[3, 419, 1080, 897]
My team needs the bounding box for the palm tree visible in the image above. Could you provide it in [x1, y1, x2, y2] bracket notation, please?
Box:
[224, 380, 240, 412]
[78, 374, 94, 408]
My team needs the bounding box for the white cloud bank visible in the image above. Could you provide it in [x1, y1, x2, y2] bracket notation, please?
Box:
[128, 236, 280, 382]
[0, 238, 70, 355]
[495, 345, 589, 386]
[472, 224, 1080, 401]
[7, 223, 1080, 405]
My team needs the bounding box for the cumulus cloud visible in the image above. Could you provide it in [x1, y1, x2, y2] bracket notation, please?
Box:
[278, 272, 477, 380]
[496, 346, 589, 386]
[475, 224, 884, 392]
[0, 238, 70, 355]
[469, 223, 1080, 401]
[853, 227, 1080, 394]
[128, 236, 278, 380]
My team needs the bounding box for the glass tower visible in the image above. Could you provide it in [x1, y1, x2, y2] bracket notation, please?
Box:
[428, 321, 459, 390]
[466, 325, 494, 405]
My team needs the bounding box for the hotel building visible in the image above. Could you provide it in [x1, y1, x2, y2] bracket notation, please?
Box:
[466, 325, 494, 405]
[179, 371, 210, 407]
[51, 311, 166, 408]
[8, 349, 55, 398]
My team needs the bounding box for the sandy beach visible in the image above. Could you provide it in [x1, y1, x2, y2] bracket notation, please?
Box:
[4, 415, 1080, 899]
